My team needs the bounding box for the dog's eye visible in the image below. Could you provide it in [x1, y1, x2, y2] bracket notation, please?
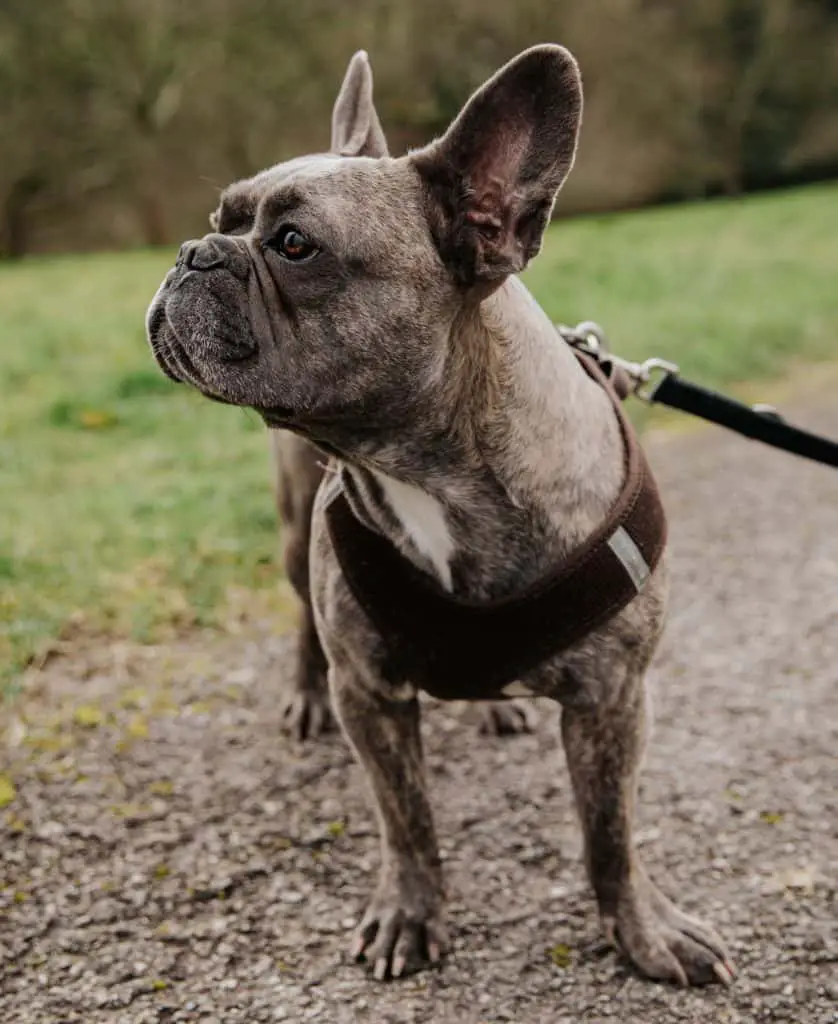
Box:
[273, 226, 319, 263]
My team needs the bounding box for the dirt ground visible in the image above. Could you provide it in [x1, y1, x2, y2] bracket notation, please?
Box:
[2, 385, 837, 1024]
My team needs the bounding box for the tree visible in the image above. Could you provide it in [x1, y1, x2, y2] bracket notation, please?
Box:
[0, 0, 100, 256]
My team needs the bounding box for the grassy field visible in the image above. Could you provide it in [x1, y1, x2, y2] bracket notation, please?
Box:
[2, 182, 837, 694]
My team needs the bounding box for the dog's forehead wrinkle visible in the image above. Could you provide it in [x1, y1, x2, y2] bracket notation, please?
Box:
[221, 155, 343, 224]
[254, 155, 387, 205]
[250, 153, 340, 189]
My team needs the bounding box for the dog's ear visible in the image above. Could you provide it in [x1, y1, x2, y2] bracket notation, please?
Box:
[413, 45, 582, 287]
[331, 50, 389, 158]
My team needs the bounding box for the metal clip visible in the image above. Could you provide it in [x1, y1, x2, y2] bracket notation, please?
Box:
[634, 358, 680, 402]
[557, 321, 679, 403]
[574, 321, 609, 355]
[556, 321, 609, 356]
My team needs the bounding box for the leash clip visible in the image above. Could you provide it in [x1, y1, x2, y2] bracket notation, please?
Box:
[557, 321, 679, 403]
[555, 319, 838, 469]
[634, 358, 680, 403]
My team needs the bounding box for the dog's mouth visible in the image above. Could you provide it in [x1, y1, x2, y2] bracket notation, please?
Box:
[150, 319, 202, 390]
[147, 260, 254, 391]
[146, 300, 184, 385]
[147, 288, 298, 427]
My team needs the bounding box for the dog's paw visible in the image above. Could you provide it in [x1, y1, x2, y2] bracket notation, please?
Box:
[278, 682, 335, 741]
[350, 895, 448, 980]
[604, 877, 736, 987]
[478, 700, 534, 736]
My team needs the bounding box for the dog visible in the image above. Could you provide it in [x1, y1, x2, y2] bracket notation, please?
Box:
[146, 45, 734, 987]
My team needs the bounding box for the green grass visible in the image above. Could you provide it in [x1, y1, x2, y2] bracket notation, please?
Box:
[525, 182, 838, 385]
[0, 249, 293, 694]
[2, 182, 838, 693]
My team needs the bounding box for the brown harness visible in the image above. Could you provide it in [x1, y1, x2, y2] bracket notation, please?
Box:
[324, 350, 667, 701]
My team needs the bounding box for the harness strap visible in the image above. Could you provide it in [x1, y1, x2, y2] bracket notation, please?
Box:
[325, 351, 667, 701]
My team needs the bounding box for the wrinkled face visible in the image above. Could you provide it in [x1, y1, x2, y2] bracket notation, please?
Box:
[146, 155, 455, 438]
[145, 45, 583, 452]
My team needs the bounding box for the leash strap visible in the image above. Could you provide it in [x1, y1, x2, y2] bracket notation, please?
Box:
[558, 321, 838, 470]
[645, 373, 838, 469]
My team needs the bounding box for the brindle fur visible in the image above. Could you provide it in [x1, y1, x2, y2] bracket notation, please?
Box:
[146, 46, 734, 987]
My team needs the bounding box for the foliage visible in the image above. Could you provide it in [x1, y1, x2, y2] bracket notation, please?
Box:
[0, 0, 836, 255]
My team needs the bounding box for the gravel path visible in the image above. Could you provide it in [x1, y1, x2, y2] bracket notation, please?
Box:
[2, 383, 837, 1024]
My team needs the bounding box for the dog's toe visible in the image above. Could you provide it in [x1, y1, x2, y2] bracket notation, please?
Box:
[278, 686, 335, 741]
[605, 878, 735, 987]
[478, 700, 534, 736]
[350, 902, 447, 981]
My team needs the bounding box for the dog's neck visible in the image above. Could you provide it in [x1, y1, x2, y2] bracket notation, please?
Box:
[340, 277, 625, 600]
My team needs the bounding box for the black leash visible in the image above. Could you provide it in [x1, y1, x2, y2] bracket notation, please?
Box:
[558, 322, 838, 470]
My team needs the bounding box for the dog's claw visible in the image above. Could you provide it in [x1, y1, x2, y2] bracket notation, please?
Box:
[349, 896, 447, 981]
[478, 700, 533, 736]
[673, 961, 689, 988]
[604, 875, 734, 987]
[278, 685, 334, 741]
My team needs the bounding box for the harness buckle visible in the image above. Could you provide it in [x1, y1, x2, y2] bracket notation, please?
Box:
[557, 320, 610, 357]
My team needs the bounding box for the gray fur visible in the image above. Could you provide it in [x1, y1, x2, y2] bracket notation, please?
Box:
[146, 45, 734, 986]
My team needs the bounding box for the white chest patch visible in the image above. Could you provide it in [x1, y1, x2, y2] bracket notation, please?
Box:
[372, 471, 455, 591]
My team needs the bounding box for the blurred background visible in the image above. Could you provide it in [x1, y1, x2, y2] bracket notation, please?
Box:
[1, 0, 837, 693]
[2, 0, 838, 255]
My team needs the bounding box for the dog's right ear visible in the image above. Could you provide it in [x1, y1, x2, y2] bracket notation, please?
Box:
[331, 50, 389, 158]
[412, 45, 582, 288]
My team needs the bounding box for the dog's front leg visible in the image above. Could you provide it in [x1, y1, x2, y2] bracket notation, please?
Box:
[330, 664, 446, 980]
[560, 674, 735, 986]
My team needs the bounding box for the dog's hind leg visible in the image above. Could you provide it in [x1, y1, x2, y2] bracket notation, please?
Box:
[560, 671, 735, 987]
[271, 432, 333, 739]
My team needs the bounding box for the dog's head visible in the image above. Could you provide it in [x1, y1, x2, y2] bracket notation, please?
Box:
[146, 46, 582, 449]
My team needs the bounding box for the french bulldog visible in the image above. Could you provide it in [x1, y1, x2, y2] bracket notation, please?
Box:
[146, 44, 734, 987]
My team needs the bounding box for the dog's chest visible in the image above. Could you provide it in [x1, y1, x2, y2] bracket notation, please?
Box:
[370, 470, 456, 590]
[342, 466, 457, 591]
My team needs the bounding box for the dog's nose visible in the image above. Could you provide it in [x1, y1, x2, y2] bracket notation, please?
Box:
[178, 237, 228, 272]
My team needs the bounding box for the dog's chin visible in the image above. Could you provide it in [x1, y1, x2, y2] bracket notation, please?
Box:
[148, 311, 298, 425]
[257, 406, 297, 428]
[146, 277, 302, 424]
[149, 292, 252, 390]
[147, 316, 206, 391]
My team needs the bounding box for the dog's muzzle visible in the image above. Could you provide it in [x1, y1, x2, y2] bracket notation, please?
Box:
[145, 233, 258, 391]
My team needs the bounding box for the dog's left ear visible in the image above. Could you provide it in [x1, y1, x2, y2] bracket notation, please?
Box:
[413, 45, 582, 287]
[331, 50, 389, 158]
